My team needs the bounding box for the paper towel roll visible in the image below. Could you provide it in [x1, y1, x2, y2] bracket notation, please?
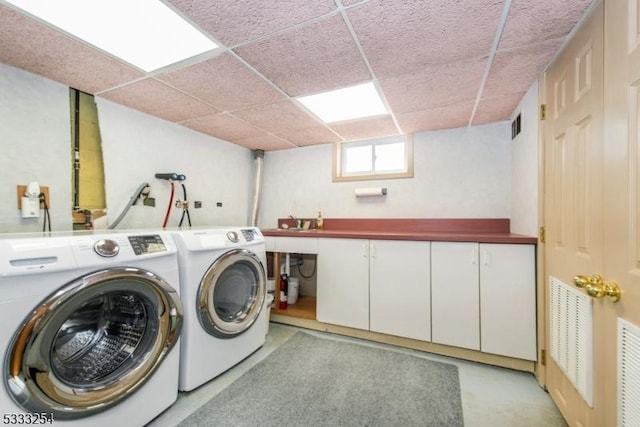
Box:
[354, 187, 387, 197]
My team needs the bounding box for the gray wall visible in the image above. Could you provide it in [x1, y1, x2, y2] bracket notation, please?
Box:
[0, 63, 72, 232]
[96, 98, 253, 229]
[258, 122, 512, 228]
[1, 61, 539, 237]
[510, 81, 540, 237]
[0, 62, 254, 233]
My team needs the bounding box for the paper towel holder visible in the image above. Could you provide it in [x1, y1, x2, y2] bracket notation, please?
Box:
[355, 187, 387, 197]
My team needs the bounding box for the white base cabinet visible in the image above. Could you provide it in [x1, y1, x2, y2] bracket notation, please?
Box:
[479, 243, 536, 360]
[369, 240, 431, 341]
[316, 239, 370, 330]
[431, 242, 481, 350]
[317, 239, 431, 340]
[431, 241, 537, 360]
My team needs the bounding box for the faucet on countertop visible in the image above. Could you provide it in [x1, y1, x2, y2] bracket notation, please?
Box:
[289, 215, 302, 229]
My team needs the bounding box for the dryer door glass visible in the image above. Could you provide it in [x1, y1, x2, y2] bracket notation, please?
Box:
[4, 268, 183, 420]
[198, 249, 266, 338]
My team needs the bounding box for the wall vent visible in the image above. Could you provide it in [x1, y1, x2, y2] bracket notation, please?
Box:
[618, 318, 640, 426]
[549, 276, 593, 407]
[511, 113, 522, 139]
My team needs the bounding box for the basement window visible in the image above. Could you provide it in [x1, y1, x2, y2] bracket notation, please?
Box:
[333, 135, 414, 182]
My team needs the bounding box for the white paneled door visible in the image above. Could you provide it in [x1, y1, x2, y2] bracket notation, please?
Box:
[543, 2, 604, 425]
[544, 0, 640, 425]
[603, 0, 640, 425]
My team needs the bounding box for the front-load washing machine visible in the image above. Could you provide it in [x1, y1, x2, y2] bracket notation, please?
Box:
[171, 227, 267, 391]
[0, 231, 183, 426]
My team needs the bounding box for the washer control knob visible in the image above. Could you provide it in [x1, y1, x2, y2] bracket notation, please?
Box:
[94, 239, 120, 257]
[227, 231, 239, 243]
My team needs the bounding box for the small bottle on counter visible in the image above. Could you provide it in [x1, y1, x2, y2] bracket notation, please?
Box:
[316, 211, 324, 230]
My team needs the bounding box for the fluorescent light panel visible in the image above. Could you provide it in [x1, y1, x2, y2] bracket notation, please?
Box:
[6, 0, 218, 71]
[297, 82, 388, 123]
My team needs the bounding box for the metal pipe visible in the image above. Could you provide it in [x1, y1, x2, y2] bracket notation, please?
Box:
[249, 150, 264, 226]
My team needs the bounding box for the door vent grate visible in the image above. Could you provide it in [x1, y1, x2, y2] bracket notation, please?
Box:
[549, 276, 593, 407]
[619, 318, 640, 427]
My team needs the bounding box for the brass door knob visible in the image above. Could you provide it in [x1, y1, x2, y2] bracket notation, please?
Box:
[573, 274, 621, 303]
[573, 274, 592, 288]
[586, 281, 622, 303]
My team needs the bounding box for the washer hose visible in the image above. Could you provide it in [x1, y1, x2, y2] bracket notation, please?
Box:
[178, 183, 191, 227]
[108, 182, 150, 230]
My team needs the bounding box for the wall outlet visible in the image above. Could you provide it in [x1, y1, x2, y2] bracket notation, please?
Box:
[17, 185, 50, 210]
[216, 202, 223, 207]
[194, 201, 202, 208]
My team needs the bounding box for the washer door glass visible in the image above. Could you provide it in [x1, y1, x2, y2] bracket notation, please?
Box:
[198, 249, 266, 338]
[4, 267, 183, 420]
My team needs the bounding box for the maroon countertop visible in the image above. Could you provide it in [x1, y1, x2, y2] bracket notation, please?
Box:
[261, 218, 538, 244]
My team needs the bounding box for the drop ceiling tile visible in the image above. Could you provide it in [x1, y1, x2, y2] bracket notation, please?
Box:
[347, 0, 502, 78]
[99, 78, 220, 122]
[380, 57, 486, 114]
[499, 0, 592, 50]
[0, 4, 143, 94]
[156, 52, 285, 111]
[484, 39, 562, 98]
[472, 93, 525, 125]
[168, 0, 336, 47]
[275, 126, 341, 147]
[395, 102, 475, 134]
[235, 14, 370, 96]
[329, 116, 399, 141]
[232, 134, 296, 151]
[181, 113, 264, 141]
[233, 101, 321, 133]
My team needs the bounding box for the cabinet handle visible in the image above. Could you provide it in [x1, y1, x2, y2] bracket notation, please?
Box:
[371, 243, 376, 259]
[483, 249, 490, 266]
[363, 242, 369, 258]
[471, 247, 477, 264]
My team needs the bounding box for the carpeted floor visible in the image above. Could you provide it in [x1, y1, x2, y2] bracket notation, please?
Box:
[178, 331, 463, 426]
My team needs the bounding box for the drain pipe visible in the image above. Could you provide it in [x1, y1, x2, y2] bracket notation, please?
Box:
[249, 149, 264, 226]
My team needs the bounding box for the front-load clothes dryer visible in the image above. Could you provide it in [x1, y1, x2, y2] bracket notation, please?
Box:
[0, 231, 183, 426]
[171, 227, 268, 391]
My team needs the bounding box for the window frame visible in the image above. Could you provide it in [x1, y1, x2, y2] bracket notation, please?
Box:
[332, 134, 414, 182]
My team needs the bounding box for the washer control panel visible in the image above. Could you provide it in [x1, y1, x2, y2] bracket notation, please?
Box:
[93, 239, 120, 257]
[128, 235, 167, 255]
[226, 231, 239, 243]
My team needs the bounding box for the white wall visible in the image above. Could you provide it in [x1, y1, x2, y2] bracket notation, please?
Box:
[0, 63, 72, 232]
[510, 81, 539, 236]
[258, 122, 512, 228]
[0, 62, 255, 234]
[96, 98, 254, 229]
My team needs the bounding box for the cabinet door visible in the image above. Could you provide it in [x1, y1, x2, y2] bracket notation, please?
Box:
[316, 238, 369, 330]
[431, 242, 480, 350]
[480, 243, 536, 360]
[369, 240, 430, 341]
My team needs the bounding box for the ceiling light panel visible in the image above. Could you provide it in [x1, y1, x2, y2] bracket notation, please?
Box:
[297, 82, 388, 123]
[5, 0, 218, 71]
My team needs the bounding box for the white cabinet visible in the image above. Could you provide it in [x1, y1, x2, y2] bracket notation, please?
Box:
[431, 241, 537, 360]
[316, 238, 369, 330]
[479, 244, 536, 360]
[317, 238, 431, 339]
[369, 240, 431, 341]
[431, 242, 480, 350]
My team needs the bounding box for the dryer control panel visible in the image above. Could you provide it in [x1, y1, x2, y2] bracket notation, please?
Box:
[128, 235, 167, 255]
